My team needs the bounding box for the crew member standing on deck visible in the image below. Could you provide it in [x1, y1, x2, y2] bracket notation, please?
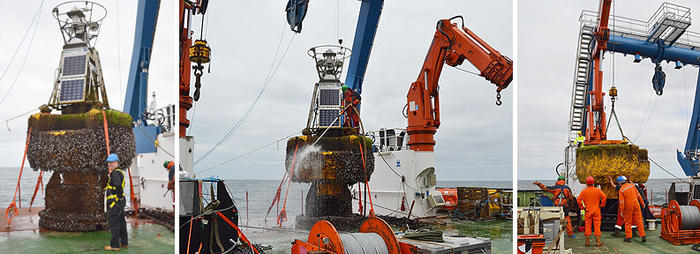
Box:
[609, 176, 643, 237]
[577, 176, 607, 247]
[104, 153, 127, 251]
[534, 175, 576, 238]
[618, 176, 646, 243]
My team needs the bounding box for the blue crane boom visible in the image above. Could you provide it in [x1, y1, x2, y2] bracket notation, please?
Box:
[123, 0, 161, 153]
[344, 0, 384, 95]
[604, 37, 700, 176]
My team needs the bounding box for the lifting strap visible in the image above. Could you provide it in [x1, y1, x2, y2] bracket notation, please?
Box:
[359, 140, 375, 216]
[29, 170, 44, 210]
[5, 127, 32, 228]
[217, 211, 260, 254]
[127, 167, 139, 212]
[279, 142, 299, 227]
[187, 215, 194, 252]
[265, 170, 288, 222]
[101, 110, 111, 154]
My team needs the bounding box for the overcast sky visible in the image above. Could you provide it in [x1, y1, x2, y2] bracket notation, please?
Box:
[188, 0, 513, 181]
[518, 0, 700, 180]
[0, 0, 175, 167]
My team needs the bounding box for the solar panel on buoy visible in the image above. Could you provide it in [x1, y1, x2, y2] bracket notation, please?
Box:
[59, 79, 85, 102]
[319, 89, 340, 106]
[319, 109, 340, 126]
[61, 55, 87, 76]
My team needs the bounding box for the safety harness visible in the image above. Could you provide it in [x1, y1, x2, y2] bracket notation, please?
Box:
[105, 169, 125, 209]
[552, 184, 572, 205]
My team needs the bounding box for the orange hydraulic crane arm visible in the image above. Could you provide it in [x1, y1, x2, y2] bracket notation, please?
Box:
[588, 0, 613, 142]
[406, 16, 513, 152]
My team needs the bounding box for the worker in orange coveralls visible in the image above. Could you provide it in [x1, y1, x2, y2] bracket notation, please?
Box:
[618, 176, 646, 243]
[577, 176, 607, 247]
[534, 175, 576, 238]
[342, 84, 360, 128]
[608, 176, 639, 237]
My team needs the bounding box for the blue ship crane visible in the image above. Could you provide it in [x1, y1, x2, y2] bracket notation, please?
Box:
[123, 0, 161, 153]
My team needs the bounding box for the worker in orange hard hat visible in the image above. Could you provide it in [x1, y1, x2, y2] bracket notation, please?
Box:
[577, 176, 607, 247]
[618, 176, 646, 243]
[534, 175, 576, 238]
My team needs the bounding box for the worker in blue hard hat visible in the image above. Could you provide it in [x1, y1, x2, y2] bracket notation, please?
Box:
[534, 175, 576, 238]
[608, 175, 640, 238]
[104, 153, 128, 251]
[616, 175, 646, 242]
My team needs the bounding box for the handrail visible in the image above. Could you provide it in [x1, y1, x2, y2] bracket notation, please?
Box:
[579, 3, 700, 50]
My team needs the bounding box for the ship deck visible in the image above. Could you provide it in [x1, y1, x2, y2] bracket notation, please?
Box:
[0, 207, 174, 253]
[242, 218, 512, 253]
[565, 224, 696, 253]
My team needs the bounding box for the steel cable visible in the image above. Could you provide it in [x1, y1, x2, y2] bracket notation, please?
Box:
[340, 233, 389, 254]
[0, 0, 45, 106]
[194, 30, 296, 166]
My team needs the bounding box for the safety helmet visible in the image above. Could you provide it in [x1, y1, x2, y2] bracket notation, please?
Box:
[558, 175, 565, 181]
[106, 153, 119, 162]
[578, 131, 582, 135]
[586, 176, 595, 186]
[617, 176, 627, 183]
[341, 84, 349, 91]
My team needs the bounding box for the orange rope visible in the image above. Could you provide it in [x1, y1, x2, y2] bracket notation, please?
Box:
[101, 110, 111, 154]
[279, 143, 299, 227]
[187, 215, 193, 252]
[358, 179, 363, 213]
[127, 167, 139, 212]
[216, 211, 260, 254]
[5, 127, 32, 227]
[359, 141, 374, 216]
[29, 170, 44, 210]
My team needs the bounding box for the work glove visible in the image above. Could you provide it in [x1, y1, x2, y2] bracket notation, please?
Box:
[533, 181, 541, 186]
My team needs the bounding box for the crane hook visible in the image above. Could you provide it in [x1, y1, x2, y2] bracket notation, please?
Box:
[495, 92, 502, 106]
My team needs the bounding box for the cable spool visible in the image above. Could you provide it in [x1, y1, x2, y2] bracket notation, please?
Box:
[300, 217, 400, 254]
[661, 200, 700, 245]
[339, 233, 389, 254]
[671, 199, 700, 230]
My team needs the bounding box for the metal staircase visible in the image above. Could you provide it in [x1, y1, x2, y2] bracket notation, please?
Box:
[568, 24, 595, 142]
